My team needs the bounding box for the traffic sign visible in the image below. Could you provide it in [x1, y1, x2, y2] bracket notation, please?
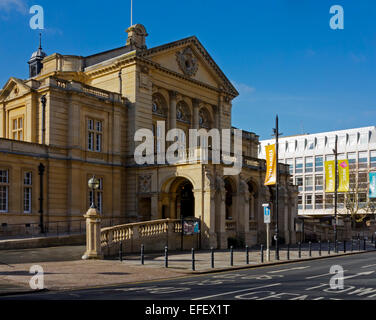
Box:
[263, 205, 271, 224]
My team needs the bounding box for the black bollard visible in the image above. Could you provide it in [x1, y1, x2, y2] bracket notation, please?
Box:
[246, 245, 249, 265]
[261, 245, 264, 263]
[343, 240, 346, 253]
[351, 239, 353, 252]
[309, 241, 312, 257]
[358, 239, 361, 251]
[141, 244, 145, 265]
[363, 239, 366, 251]
[319, 240, 322, 256]
[164, 246, 168, 268]
[287, 244, 290, 260]
[211, 247, 215, 269]
[192, 248, 195, 271]
[298, 242, 301, 258]
[230, 246, 234, 266]
[328, 240, 331, 255]
[119, 241, 123, 262]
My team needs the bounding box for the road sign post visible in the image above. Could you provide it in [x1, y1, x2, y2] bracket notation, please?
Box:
[263, 203, 271, 262]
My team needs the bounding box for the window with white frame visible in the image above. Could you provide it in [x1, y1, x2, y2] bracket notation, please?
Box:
[348, 152, 356, 169]
[358, 151, 368, 169]
[88, 119, 103, 152]
[305, 157, 313, 173]
[315, 194, 323, 209]
[296, 176, 303, 192]
[23, 172, 32, 213]
[295, 158, 303, 174]
[315, 156, 323, 172]
[315, 175, 323, 191]
[305, 194, 313, 209]
[305, 176, 313, 191]
[286, 158, 293, 175]
[0, 170, 9, 212]
[12, 117, 24, 141]
[370, 151, 376, 168]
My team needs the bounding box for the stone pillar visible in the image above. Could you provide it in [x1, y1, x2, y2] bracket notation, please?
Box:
[239, 178, 251, 245]
[216, 176, 227, 249]
[169, 91, 177, 131]
[82, 207, 103, 260]
[203, 171, 217, 249]
[192, 98, 200, 129]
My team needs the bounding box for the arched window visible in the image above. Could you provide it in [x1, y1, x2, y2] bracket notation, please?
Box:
[176, 101, 191, 124]
[152, 94, 167, 118]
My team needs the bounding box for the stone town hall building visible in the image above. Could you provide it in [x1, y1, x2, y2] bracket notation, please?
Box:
[0, 24, 298, 248]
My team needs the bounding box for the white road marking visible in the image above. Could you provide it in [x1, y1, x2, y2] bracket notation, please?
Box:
[339, 271, 375, 281]
[192, 283, 282, 300]
[361, 264, 376, 269]
[305, 270, 348, 279]
[268, 266, 310, 274]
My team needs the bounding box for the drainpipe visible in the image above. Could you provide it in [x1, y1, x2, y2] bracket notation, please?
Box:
[40, 95, 46, 145]
[38, 163, 45, 234]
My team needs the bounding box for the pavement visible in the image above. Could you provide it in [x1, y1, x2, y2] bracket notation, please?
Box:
[0, 241, 374, 297]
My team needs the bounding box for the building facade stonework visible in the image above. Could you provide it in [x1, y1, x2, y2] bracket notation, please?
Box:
[0, 24, 298, 248]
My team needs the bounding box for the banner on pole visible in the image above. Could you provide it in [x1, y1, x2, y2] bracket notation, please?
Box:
[325, 160, 335, 192]
[264, 144, 276, 186]
[338, 159, 349, 192]
[369, 172, 376, 199]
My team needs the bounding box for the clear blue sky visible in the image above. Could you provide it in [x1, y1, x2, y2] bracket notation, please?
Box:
[0, 0, 375, 140]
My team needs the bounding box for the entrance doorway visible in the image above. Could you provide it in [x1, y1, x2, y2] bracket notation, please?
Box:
[177, 180, 194, 219]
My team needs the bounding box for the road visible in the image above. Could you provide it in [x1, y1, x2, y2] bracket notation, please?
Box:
[2, 251, 376, 300]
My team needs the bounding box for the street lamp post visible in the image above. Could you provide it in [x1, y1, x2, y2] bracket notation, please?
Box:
[88, 175, 100, 209]
[333, 136, 338, 252]
[272, 115, 282, 260]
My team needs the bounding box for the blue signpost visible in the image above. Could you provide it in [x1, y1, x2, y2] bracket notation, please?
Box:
[263, 204, 271, 261]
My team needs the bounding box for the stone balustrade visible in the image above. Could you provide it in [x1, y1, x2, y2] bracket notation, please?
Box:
[100, 219, 187, 255]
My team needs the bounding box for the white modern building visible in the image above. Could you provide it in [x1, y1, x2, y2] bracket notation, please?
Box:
[259, 126, 376, 218]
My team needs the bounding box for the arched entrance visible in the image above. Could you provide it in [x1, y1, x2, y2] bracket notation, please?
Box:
[161, 177, 195, 219]
[176, 180, 194, 218]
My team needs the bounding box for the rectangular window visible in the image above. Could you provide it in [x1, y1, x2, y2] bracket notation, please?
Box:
[359, 193, 367, 208]
[325, 193, 334, 209]
[286, 159, 293, 175]
[326, 155, 335, 162]
[358, 172, 368, 190]
[0, 170, 9, 212]
[371, 151, 376, 168]
[358, 151, 368, 169]
[88, 119, 103, 152]
[305, 157, 313, 173]
[298, 195, 303, 210]
[338, 194, 345, 209]
[315, 156, 323, 172]
[12, 117, 24, 141]
[295, 158, 303, 174]
[348, 152, 356, 169]
[305, 176, 313, 191]
[315, 194, 323, 209]
[315, 175, 323, 191]
[296, 176, 303, 192]
[23, 172, 32, 213]
[305, 194, 313, 209]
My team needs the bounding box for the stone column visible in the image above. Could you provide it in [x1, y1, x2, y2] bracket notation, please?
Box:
[238, 178, 251, 245]
[169, 90, 177, 131]
[203, 171, 217, 249]
[216, 176, 227, 249]
[192, 98, 200, 129]
[82, 207, 103, 260]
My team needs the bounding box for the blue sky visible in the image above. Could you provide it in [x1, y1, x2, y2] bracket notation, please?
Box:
[0, 0, 375, 140]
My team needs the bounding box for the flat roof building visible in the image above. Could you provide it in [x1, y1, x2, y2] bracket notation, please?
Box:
[259, 126, 376, 218]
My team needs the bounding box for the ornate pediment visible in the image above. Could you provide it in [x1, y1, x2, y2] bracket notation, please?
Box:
[0, 78, 31, 102]
[176, 47, 198, 77]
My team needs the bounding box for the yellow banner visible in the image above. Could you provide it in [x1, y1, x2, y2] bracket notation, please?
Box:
[325, 160, 335, 192]
[338, 159, 349, 192]
[264, 144, 276, 186]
